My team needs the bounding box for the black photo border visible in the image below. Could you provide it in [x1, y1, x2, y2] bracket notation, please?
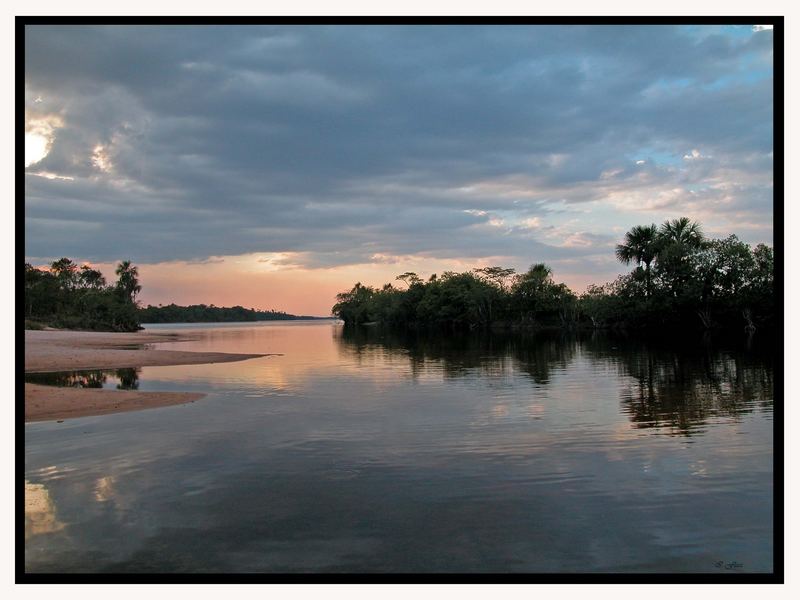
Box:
[15, 14, 785, 585]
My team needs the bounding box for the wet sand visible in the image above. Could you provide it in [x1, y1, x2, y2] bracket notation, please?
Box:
[25, 383, 205, 422]
[24, 329, 267, 422]
[25, 329, 266, 372]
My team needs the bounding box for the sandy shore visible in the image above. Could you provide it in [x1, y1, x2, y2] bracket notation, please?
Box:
[25, 329, 266, 372]
[25, 384, 205, 422]
[24, 329, 267, 422]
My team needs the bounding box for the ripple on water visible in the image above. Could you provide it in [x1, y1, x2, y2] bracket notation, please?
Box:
[25, 324, 775, 573]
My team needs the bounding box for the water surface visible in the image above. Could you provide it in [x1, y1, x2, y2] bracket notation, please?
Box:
[25, 321, 774, 573]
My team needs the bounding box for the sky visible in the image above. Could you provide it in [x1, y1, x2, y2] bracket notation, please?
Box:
[24, 24, 774, 316]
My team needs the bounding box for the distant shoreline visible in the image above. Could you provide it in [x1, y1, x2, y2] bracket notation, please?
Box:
[137, 302, 334, 324]
[141, 317, 337, 327]
[24, 329, 267, 422]
[141, 317, 336, 324]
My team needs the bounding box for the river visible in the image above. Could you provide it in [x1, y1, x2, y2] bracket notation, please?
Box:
[24, 320, 775, 574]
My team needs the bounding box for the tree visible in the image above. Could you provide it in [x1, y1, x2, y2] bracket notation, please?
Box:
[511, 264, 556, 323]
[659, 217, 705, 248]
[24, 258, 142, 331]
[416, 271, 495, 326]
[24, 263, 58, 319]
[50, 257, 78, 291]
[328, 223, 773, 333]
[518, 263, 552, 285]
[579, 283, 617, 328]
[689, 235, 755, 328]
[697, 235, 755, 299]
[751, 244, 774, 292]
[655, 217, 707, 297]
[79, 265, 106, 290]
[332, 282, 375, 324]
[474, 266, 516, 292]
[615, 224, 658, 297]
[395, 272, 422, 288]
[746, 243, 775, 326]
[115, 260, 141, 304]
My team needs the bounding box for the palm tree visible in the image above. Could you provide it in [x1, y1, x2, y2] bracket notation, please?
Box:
[657, 218, 706, 297]
[512, 263, 555, 322]
[659, 217, 705, 248]
[115, 260, 141, 303]
[615, 224, 658, 297]
[523, 263, 553, 285]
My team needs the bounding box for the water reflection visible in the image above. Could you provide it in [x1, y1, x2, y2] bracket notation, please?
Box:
[26, 368, 141, 390]
[24, 322, 774, 573]
[335, 326, 774, 437]
[597, 338, 774, 436]
[336, 326, 576, 384]
[25, 481, 65, 540]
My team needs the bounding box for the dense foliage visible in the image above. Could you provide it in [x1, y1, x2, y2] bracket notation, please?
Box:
[23, 256, 325, 331]
[24, 258, 141, 331]
[584, 218, 774, 331]
[333, 263, 578, 330]
[138, 303, 323, 323]
[332, 217, 775, 333]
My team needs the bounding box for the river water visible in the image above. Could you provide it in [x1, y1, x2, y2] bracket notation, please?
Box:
[24, 321, 775, 573]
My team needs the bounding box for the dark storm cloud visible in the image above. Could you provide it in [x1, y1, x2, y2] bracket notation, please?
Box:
[24, 25, 774, 266]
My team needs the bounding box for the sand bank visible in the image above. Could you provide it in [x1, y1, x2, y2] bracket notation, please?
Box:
[25, 329, 266, 372]
[24, 329, 267, 422]
[25, 383, 205, 422]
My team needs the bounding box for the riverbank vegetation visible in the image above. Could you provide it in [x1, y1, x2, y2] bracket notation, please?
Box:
[138, 303, 327, 323]
[332, 218, 775, 333]
[23, 257, 323, 330]
[24, 259, 141, 331]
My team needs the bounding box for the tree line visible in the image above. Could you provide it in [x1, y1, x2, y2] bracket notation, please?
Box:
[24, 258, 142, 331]
[331, 217, 775, 333]
[23, 257, 324, 330]
[138, 303, 324, 323]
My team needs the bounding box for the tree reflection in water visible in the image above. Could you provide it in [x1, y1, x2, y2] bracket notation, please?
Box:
[336, 325, 576, 384]
[335, 325, 773, 437]
[25, 368, 141, 391]
[583, 332, 773, 436]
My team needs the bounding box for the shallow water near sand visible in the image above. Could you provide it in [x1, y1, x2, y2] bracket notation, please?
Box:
[24, 321, 775, 574]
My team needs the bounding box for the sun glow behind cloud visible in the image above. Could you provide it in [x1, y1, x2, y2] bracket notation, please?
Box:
[25, 113, 62, 167]
[25, 133, 48, 167]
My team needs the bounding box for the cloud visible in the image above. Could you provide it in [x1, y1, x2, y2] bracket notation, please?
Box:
[24, 24, 773, 279]
[683, 149, 712, 161]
